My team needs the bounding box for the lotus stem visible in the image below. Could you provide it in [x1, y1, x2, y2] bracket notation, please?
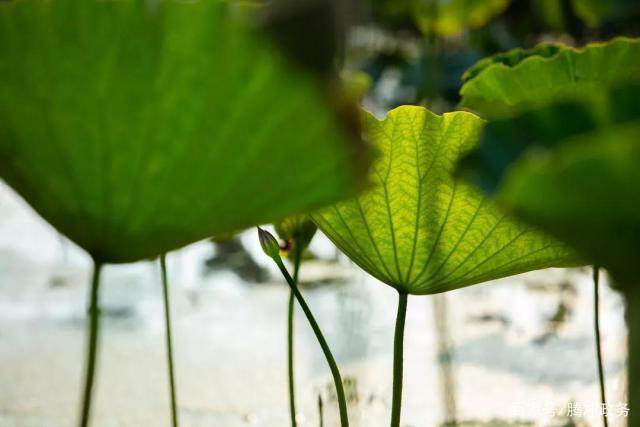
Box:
[390, 292, 408, 427]
[79, 262, 103, 427]
[287, 244, 302, 427]
[593, 266, 608, 427]
[275, 258, 350, 427]
[318, 394, 324, 427]
[161, 255, 179, 427]
[287, 290, 297, 426]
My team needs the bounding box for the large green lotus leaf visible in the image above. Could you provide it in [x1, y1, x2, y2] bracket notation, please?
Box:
[458, 84, 640, 284]
[0, 0, 364, 263]
[413, 0, 511, 36]
[311, 106, 578, 295]
[459, 37, 640, 118]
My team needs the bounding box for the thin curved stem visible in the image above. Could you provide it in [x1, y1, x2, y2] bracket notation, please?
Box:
[593, 266, 608, 427]
[287, 245, 302, 426]
[390, 292, 408, 427]
[275, 258, 349, 427]
[161, 255, 179, 427]
[79, 262, 103, 427]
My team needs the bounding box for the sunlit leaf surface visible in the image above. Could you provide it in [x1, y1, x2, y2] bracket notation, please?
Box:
[312, 106, 578, 295]
[459, 37, 640, 118]
[0, 0, 364, 263]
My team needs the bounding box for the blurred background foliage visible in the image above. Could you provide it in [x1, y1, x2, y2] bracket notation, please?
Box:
[333, 0, 640, 113]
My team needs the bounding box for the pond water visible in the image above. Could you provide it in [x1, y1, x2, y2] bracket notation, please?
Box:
[0, 181, 630, 427]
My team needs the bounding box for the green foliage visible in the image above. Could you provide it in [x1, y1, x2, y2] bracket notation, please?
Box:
[0, 0, 364, 263]
[572, 0, 640, 27]
[371, 0, 510, 35]
[413, 0, 511, 36]
[459, 83, 640, 193]
[500, 123, 640, 285]
[457, 37, 640, 284]
[274, 215, 317, 253]
[461, 44, 562, 84]
[459, 84, 640, 284]
[459, 37, 640, 118]
[312, 106, 578, 295]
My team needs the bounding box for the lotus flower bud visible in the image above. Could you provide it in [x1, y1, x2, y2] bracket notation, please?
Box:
[258, 227, 282, 260]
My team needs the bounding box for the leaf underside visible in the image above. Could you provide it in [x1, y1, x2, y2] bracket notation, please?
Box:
[0, 0, 361, 263]
[312, 106, 578, 295]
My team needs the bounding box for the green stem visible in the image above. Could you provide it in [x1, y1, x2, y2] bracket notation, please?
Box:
[593, 266, 608, 427]
[390, 292, 408, 427]
[287, 290, 297, 426]
[318, 394, 324, 427]
[275, 259, 349, 427]
[161, 255, 179, 427]
[287, 245, 302, 427]
[79, 262, 103, 427]
[626, 284, 639, 427]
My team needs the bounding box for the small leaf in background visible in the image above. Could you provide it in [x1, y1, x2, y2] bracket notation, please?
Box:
[274, 215, 318, 254]
[369, 0, 510, 35]
[0, 0, 367, 263]
[459, 37, 640, 118]
[413, 0, 511, 36]
[312, 106, 579, 295]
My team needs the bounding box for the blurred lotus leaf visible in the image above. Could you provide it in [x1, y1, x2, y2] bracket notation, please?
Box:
[312, 106, 578, 295]
[413, 0, 511, 36]
[458, 83, 640, 284]
[0, 0, 366, 263]
[370, 0, 509, 35]
[370, 0, 414, 27]
[459, 37, 640, 118]
[572, 0, 640, 27]
[341, 71, 373, 102]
